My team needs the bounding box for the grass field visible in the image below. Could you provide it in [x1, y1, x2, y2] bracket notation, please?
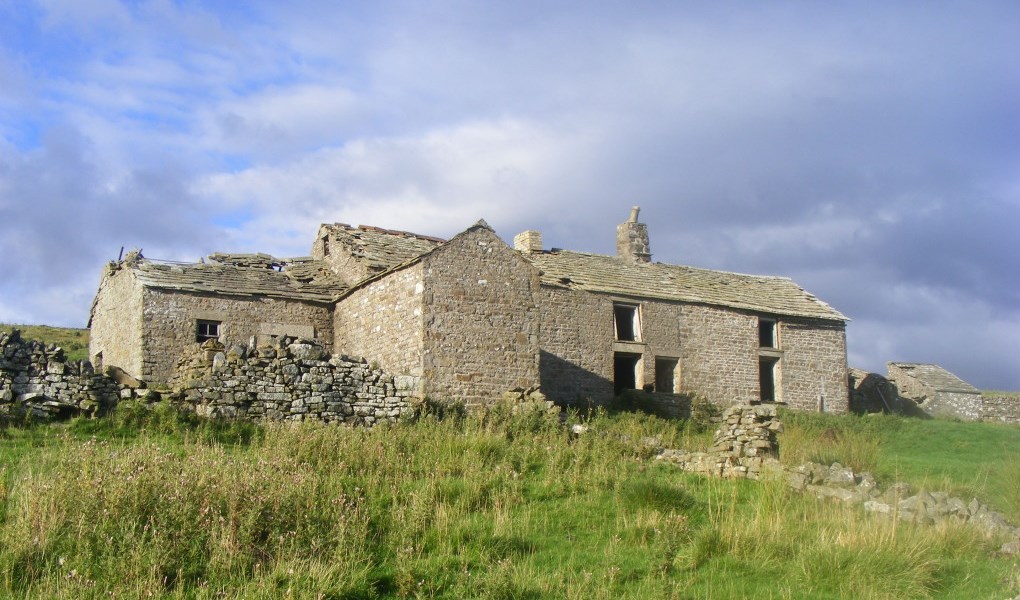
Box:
[0, 323, 89, 362]
[0, 404, 1017, 599]
[1, 326, 1018, 597]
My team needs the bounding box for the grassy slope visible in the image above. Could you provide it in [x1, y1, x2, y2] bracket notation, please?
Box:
[0, 406, 1017, 599]
[779, 410, 1020, 522]
[0, 324, 89, 362]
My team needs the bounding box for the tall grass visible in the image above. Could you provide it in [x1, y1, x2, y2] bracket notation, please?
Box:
[0, 404, 1014, 598]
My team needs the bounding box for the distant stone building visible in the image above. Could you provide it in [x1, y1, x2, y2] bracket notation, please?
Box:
[89, 209, 850, 413]
[886, 362, 983, 420]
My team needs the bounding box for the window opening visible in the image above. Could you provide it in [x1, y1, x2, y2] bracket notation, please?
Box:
[614, 352, 641, 395]
[655, 357, 678, 393]
[759, 318, 777, 348]
[614, 304, 639, 341]
[196, 320, 221, 342]
[759, 356, 780, 402]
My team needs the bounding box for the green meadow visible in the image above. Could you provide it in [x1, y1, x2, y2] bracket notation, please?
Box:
[0, 403, 1017, 599]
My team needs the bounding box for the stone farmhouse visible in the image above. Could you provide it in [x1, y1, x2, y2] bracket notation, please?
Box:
[88, 208, 850, 413]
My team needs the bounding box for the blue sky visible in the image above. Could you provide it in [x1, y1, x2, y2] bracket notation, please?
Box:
[1, 1, 1018, 389]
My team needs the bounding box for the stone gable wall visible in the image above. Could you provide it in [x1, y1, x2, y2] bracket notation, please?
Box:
[537, 286, 614, 405]
[1, 330, 120, 420]
[141, 289, 334, 386]
[333, 263, 425, 383]
[170, 338, 418, 424]
[89, 264, 145, 377]
[421, 228, 541, 406]
[778, 320, 849, 413]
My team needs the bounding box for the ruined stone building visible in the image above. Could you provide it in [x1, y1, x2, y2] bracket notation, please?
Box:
[886, 362, 983, 420]
[88, 208, 850, 413]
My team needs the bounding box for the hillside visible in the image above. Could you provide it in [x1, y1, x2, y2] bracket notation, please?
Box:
[0, 324, 89, 362]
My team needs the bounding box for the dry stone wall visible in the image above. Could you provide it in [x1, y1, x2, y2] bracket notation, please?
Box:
[657, 404, 783, 479]
[1, 330, 121, 420]
[655, 404, 1020, 555]
[981, 394, 1020, 424]
[143, 289, 334, 386]
[169, 338, 419, 425]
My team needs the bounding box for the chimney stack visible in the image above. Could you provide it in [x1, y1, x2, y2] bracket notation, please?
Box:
[514, 230, 543, 253]
[617, 206, 651, 263]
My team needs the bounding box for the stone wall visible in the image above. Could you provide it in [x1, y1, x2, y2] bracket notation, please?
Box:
[657, 404, 782, 479]
[981, 393, 1020, 424]
[89, 260, 146, 377]
[655, 404, 1020, 556]
[141, 288, 334, 385]
[312, 233, 375, 285]
[333, 263, 425, 382]
[925, 390, 983, 421]
[1, 330, 120, 420]
[169, 338, 418, 424]
[420, 226, 541, 407]
[538, 286, 614, 405]
[778, 319, 849, 413]
[677, 304, 759, 405]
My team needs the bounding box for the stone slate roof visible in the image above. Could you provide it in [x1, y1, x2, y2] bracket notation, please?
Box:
[131, 255, 347, 303]
[322, 223, 444, 273]
[524, 250, 847, 322]
[888, 363, 980, 394]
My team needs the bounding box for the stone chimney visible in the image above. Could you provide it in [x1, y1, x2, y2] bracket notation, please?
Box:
[616, 206, 651, 263]
[514, 230, 543, 253]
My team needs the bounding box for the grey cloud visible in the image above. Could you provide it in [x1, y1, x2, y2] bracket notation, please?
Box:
[0, 126, 213, 325]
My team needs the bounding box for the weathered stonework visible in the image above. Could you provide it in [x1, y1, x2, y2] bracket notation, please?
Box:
[333, 263, 425, 380]
[654, 404, 1020, 555]
[676, 304, 760, 405]
[981, 393, 1020, 424]
[0, 330, 121, 420]
[169, 338, 418, 424]
[537, 287, 614, 405]
[419, 225, 541, 406]
[141, 289, 333, 385]
[656, 404, 783, 479]
[89, 209, 851, 413]
[778, 319, 849, 413]
[89, 256, 146, 376]
[887, 362, 983, 421]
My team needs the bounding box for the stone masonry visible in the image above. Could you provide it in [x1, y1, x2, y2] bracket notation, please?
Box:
[656, 404, 783, 479]
[0, 329, 121, 420]
[655, 405, 1020, 556]
[981, 393, 1020, 425]
[90, 209, 851, 412]
[168, 337, 418, 425]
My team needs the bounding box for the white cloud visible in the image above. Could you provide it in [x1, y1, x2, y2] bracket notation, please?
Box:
[195, 117, 594, 253]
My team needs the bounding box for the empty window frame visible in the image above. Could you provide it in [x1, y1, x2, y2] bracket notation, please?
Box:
[759, 356, 780, 402]
[614, 303, 640, 341]
[759, 318, 777, 348]
[614, 352, 641, 395]
[655, 357, 679, 393]
[196, 319, 221, 342]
